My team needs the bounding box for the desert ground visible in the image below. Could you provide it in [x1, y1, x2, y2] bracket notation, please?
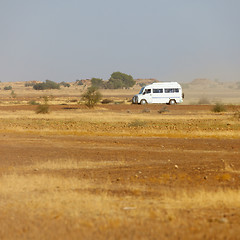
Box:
[0, 80, 240, 239]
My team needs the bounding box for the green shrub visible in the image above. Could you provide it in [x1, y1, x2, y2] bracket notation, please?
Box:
[35, 104, 49, 114]
[101, 99, 113, 104]
[60, 81, 70, 87]
[158, 106, 169, 114]
[82, 87, 102, 108]
[11, 90, 16, 98]
[76, 80, 84, 85]
[28, 100, 39, 105]
[212, 103, 226, 112]
[33, 80, 60, 90]
[4, 86, 12, 90]
[114, 101, 124, 104]
[128, 120, 146, 127]
[69, 99, 78, 103]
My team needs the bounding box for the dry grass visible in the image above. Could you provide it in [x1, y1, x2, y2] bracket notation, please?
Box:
[0, 109, 239, 138]
[1, 169, 240, 231]
[29, 159, 127, 170]
[1, 166, 240, 214]
[0, 82, 240, 239]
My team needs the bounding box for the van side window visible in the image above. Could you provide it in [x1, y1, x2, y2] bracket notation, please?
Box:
[164, 88, 179, 93]
[144, 89, 151, 94]
[165, 88, 174, 93]
[153, 88, 163, 93]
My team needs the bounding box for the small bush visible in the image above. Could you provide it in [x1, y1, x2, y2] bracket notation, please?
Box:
[212, 103, 226, 112]
[158, 106, 169, 114]
[82, 86, 102, 108]
[35, 104, 49, 114]
[114, 101, 124, 104]
[76, 80, 84, 85]
[11, 90, 16, 98]
[101, 99, 113, 104]
[60, 81, 70, 87]
[69, 99, 78, 103]
[4, 86, 12, 90]
[142, 108, 150, 113]
[29, 100, 39, 105]
[128, 120, 146, 127]
[35, 97, 49, 114]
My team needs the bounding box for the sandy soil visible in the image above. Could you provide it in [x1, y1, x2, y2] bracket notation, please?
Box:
[1, 133, 240, 188]
[0, 103, 240, 239]
[1, 131, 240, 239]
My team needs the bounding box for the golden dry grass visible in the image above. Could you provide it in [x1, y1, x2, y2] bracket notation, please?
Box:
[2, 163, 240, 215]
[0, 108, 239, 138]
[1, 164, 240, 231]
[0, 85, 239, 239]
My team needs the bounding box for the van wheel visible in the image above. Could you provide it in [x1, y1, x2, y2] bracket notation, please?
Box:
[169, 99, 176, 105]
[140, 99, 147, 105]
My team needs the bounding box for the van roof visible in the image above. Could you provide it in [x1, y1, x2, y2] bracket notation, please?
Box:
[145, 82, 181, 87]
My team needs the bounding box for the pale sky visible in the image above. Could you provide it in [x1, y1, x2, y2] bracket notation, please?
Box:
[0, 0, 239, 82]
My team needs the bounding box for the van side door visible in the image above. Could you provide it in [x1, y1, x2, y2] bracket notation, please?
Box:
[143, 88, 153, 103]
[152, 88, 164, 103]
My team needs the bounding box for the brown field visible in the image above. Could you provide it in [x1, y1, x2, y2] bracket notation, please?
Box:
[0, 82, 240, 239]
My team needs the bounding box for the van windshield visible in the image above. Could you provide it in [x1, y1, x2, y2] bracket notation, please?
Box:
[139, 87, 145, 94]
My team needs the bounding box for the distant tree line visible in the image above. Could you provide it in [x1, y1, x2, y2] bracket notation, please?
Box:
[91, 72, 135, 89]
[33, 80, 60, 90]
[30, 71, 135, 90]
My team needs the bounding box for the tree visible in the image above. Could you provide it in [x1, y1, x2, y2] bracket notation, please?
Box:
[82, 86, 102, 108]
[91, 78, 104, 88]
[108, 71, 135, 89]
[105, 78, 123, 89]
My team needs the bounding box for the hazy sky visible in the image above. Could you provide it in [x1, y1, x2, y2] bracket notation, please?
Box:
[0, 0, 239, 82]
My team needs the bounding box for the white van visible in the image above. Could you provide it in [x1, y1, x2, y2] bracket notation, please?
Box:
[132, 82, 183, 105]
